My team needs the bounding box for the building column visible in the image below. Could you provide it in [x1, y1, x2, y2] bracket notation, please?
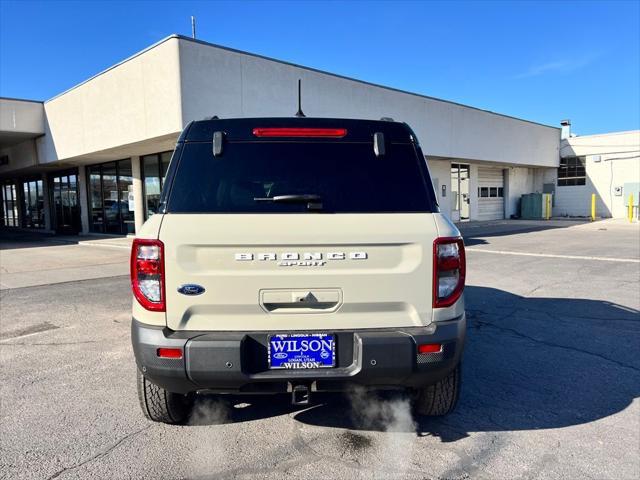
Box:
[131, 156, 145, 234]
[41, 173, 52, 231]
[77, 166, 91, 234]
[503, 168, 513, 218]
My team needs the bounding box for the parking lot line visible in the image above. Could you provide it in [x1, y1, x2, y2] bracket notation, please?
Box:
[466, 248, 640, 263]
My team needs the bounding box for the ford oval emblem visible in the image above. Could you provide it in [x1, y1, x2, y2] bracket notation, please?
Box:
[177, 284, 205, 296]
[273, 352, 287, 360]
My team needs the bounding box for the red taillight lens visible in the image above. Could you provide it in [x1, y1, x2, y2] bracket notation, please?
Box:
[433, 237, 466, 308]
[157, 348, 182, 359]
[418, 343, 443, 354]
[252, 127, 347, 138]
[131, 238, 165, 312]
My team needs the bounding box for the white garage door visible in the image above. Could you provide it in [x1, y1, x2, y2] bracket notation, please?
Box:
[477, 167, 505, 221]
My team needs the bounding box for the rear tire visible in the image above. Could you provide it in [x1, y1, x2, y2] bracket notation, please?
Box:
[413, 363, 461, 416]
[136, 368, 194, 424]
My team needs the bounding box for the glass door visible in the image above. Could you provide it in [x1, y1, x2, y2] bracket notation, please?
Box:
[450, 163, 470, 222]
[51, 171, 80, 234]
[87, 159, 134, 235]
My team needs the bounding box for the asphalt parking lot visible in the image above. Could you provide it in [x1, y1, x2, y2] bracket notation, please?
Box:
[1, 219, 639, 480]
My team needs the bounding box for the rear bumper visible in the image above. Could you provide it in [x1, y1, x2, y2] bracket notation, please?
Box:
[131, 315, 466, 394]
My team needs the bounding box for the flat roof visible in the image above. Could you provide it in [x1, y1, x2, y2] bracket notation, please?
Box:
[47, 34, 558, 130]
[0, 96, 44, 104]
[569, 130, 640, 139]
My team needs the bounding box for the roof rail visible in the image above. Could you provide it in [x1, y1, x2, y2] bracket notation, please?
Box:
[380, 117, 394, 122]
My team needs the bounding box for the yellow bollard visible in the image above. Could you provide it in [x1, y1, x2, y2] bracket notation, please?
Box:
[591, 193, 596, 221]
[629, 194, 634, 223]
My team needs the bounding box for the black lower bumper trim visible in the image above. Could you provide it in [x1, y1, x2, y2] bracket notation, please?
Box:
[131, 316, 466, 394]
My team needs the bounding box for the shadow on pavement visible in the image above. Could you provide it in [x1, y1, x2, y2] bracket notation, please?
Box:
[194, 285, 639, 443]
[0, 230, 79, 250]
[459, 220, 588, 246]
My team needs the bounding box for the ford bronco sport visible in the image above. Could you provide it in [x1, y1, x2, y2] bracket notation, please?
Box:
[132, 117, 466, 424]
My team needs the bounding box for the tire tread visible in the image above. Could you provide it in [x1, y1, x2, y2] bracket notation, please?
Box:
[414, 363, 461, 416]
[136, 369, 192, 424]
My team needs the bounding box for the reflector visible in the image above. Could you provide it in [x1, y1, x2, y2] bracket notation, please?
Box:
[418, 343, 443, 354]
[157, 348, 183, 359]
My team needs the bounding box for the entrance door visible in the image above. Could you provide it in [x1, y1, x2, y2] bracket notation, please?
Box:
[51, 171, 80, 234]
[451, 163, 470, 222]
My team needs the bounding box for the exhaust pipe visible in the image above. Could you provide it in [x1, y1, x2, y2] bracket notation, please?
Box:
[291, 384, 311, 405]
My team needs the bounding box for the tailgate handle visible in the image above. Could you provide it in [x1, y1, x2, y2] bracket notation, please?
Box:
[260, 289, 342, 313]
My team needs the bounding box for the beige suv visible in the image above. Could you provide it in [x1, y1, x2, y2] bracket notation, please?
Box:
[131, 117, 466, 424]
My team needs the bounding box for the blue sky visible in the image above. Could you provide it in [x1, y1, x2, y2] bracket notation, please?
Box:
[1, 0, 638, 135]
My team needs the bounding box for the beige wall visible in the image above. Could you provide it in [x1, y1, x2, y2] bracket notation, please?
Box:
[0, 139, 38, 175]
[0, 99, 44, 135]
[37, 37, 183, 164]
[4, 34, 560, 172]
[555, 131, 640, 218]
[177, 37, 560, 168]
[427, 159, 452, 216]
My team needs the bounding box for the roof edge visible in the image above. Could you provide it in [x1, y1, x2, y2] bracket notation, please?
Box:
[567, 129, 640, 139]
[0, 96, 44, 104]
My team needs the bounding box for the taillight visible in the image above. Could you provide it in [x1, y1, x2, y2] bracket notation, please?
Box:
[252, 127, 347, 138]
[433, 237, 465, 308]
[131, 238, 165, 312]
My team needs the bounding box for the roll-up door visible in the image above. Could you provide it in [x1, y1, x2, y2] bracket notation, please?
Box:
[477, 167, 504, 220]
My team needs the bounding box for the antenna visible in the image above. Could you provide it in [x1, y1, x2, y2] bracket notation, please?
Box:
[295, 79, 305, 117]
[191, 16, 196, 39]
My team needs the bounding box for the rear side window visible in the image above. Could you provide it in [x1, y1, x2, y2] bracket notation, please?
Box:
[167, 141, 435, 213]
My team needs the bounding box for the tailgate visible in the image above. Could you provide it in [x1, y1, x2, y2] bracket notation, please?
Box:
[160, 213, 438, 331]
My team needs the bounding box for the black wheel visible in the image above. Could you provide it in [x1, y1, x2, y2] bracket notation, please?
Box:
[136, 368, 194, 424]
[413, 363, 461, 416]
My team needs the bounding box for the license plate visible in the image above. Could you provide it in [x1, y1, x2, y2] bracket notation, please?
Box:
[268, 333, 336, 369]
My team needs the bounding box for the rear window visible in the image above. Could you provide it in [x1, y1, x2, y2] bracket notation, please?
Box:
[166, 141, 436, 213]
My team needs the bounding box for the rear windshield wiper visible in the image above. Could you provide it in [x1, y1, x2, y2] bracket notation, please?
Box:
[254, 194, 321, 203]
[254, 194, 323, 211]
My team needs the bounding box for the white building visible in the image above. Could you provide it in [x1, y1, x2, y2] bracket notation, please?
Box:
[554, 124, 640, 219]
[0, 34, 575, 235]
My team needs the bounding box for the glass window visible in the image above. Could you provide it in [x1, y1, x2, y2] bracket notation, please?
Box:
[50, 172, 80, 233]
[101, 162, 120, 234]
[142, 151, 174, 219]
[479, 187, 489, 198]
[558, 156, 586, 186]
[23, 182, 31, 227]
[168, 142, 434, 213]
[21, 178, 45, 228]
[160, 151, 171, 181]
[118, 159, 135, 234]
[87, 159, 134, 234]
[143, 154, 161, 218]
[2, 182, 18, 227]
[498, 187, 504, 198]
[89, 166, 104, 232]
[489, 187, 498, 198]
